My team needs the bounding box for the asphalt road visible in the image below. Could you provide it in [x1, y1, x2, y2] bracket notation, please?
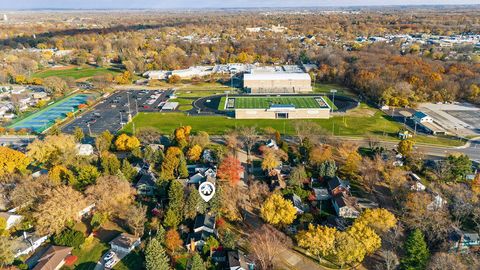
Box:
[62, 89, 173, 135]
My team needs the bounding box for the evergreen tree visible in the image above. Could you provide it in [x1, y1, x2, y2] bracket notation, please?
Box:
[168, 180, 185, 213]
[401, 229, 430, 270]
[145, 238, 170, 270]
[318, 160, 337, 178]
[190, 253, 206, 270]
[184, 185, 207, 220]
[121, 159, 137, 182]
[156, 224, 166, 245]
[178, 155, 189, 178]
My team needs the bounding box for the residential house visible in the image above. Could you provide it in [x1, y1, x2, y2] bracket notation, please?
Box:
[0, 212, 23, 230]
[227, 250, 253, 270]
[187, 213, 216, 251]
[427, 193, 447, 211]
[12, 231, 49, 257]
[202, 149, 215, 163]
[187, 167, 216, 185]
[266, 139, 279, 150]
[110, 233, 141, 254]
[77, 203, 95, 218]
[450, 230, 480, 252]
[32, 245, 73, 270]
[313, 188, 331, 201]
[411, 181, 426, 191]
[286, 194, 306, 214]
[135, 171, 157, 196]
[332, 194, 360, 219]
[76, 144, 94, 156]
[327, 177, 350, 196]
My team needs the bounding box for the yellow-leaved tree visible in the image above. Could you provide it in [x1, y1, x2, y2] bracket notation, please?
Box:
[261, 152, 281, 172]
[356, 208, 397, 234]
[260, 193, 296, 227]
[114, 134, 140, 151]
[186, 144, 203, 162]
[297, 224, 337, 262]
[0, 146, 31, 177]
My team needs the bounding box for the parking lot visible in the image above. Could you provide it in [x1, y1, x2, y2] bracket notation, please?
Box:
[419, 102, 480, 136]
[62, 89, 174, 135]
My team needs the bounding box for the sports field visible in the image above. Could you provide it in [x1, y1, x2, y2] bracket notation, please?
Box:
[33, 66, 122, 80]
[220, 96, 337, 110]
[9, 94, 92, 133]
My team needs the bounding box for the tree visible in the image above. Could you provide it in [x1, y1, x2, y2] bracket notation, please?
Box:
[190, 253, 205, 270]
[190, 131, 210, 148]
[427, 252, 466, 270]
[0, 236, 14, 267]
[187, 144, 203, 162]
[173, 126, 191, 149]
[100, 152, 121, 175]
[184, 185, 207, 220]
[0, 146, 31, 177]
[287, 166, 307, 187]
[34, 186, 88, 235]
[164, 180, 184, 228]
[145, 238, 170, 270]
[297, 224, 337, 262]
[317, 160, 337, 178]
[165, 229, 183, 255]
[445, 154, 472, 182]
[380, 250, 399, 270]
[74, 127, 84, 142]
[249, 225, 291, 270]
[347, 222, 381, 255]
[178, 155, 188, 178]
[309, 145, 333, 166]
[49, 165, 76, 185]
[124, 205, 147, 236]
[238, 126, 258, 162]
[202, 236, 219, 257]
[168, 74, 181, 84]
[332, 230, 365, 267]
[53, 229, 85, 248]
[261, 152, 280, 172]
[217, 155, 243, 186]
[43, 76, 68, 96]
[121, 159, 137, 182]
[401, 229, 430, 270]
[96, 130, 114, 152]
[260, 194, 297, 227]
[398, 139, 415, 156]
[356, 208, 397, 234]
[85, 176, 136, 217]
[160, 147, 183, 180]
[76, 164, 100, 188]
[114, 134, 141, 151]
[27, 134, 77, 167]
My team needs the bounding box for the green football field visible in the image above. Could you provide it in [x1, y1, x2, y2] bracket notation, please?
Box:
[222, 96, 336, 110]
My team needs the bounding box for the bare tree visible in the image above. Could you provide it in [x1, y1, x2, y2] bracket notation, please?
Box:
[293, 121, 321, 146]
[377, 250, 399, 270]
[249, 225, 291, 270]
[124, 204, 147, 236]
[223, 131, 240, 156]
[237, 126, 258, 168]
[427, 252, 467, 270]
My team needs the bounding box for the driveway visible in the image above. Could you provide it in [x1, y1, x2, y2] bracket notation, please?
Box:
[94, 249, 129, 270]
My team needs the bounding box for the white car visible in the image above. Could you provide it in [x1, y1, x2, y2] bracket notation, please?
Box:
[103, 251, 115, 261]
[104, 258, 117, 269]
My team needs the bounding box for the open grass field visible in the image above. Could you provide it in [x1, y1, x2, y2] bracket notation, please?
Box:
[33, 66, 122, 80]
[313, 82, 357, 97]
[123, 104, 462, 146]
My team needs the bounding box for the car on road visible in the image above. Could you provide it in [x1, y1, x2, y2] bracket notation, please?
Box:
[103, 251, 115, 261]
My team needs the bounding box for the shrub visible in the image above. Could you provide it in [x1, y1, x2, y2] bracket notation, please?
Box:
[53, 229, 85, 248]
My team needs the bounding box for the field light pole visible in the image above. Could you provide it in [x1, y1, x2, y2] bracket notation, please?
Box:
[330, 89, 337, 113]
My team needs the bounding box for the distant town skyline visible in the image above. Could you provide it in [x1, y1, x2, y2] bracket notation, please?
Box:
[0, 0, 479, 10]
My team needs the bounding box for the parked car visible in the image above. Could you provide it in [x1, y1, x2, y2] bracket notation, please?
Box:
[105, 258, 117, 269]
[103, 251, 115, 261]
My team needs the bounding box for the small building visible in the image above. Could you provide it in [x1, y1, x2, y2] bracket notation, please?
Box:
[313, 188, 331, 201]
[76, 144, 94, 156]
[77, 203, 95, 218]
[227, 250, 253, 270]
[427, 194, 447, 211]
[32, 245, 73, 270]
[450, 230, 480, 252]
[410, 181, 426, 192]
[412, 111, 433, 123]
[12, 232, 49, 258]
[110, 233, 141, 254]
[135, 171, 157, 196]
[162, 102, 179, 111]
[0, 212, 23, 230]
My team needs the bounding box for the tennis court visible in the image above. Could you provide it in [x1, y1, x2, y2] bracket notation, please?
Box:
[10, 94, 92, 133]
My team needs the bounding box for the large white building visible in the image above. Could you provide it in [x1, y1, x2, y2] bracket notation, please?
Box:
[243, 67, 312, 93]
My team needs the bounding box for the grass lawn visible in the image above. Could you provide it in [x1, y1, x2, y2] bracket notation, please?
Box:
[69, 237, 109, 270]
[123, 104, 462, 147]
[33, 66, 122, 80]
[313, 82, 356, 97]
[113, 251, 144, 270]
[178, 82, 235, 91]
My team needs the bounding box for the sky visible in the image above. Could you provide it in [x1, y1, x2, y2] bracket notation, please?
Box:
[0, 0, 478, 9]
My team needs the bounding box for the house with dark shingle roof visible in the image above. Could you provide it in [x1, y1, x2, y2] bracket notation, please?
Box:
[186, 213, 216, 251]
[32, 245, 73, 270]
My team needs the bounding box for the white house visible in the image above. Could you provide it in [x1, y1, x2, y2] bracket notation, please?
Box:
[410, 181, 426, 192]
[77, 203, 95, 218]
[0, 212, 23, 230]
[12, 232, 49, 257]
[110, 233, 141, 254]
[332, 194, 360, 219]
[76, 144, 94, 156]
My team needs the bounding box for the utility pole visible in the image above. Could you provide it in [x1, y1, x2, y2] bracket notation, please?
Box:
[330, 89, 337, 113]
[87, 123, 92, 137]
[135, 99, 139, 115]
[127, 92, 132, 122]
[414, 121, 417, 135]
[133, 122, 136, 135]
